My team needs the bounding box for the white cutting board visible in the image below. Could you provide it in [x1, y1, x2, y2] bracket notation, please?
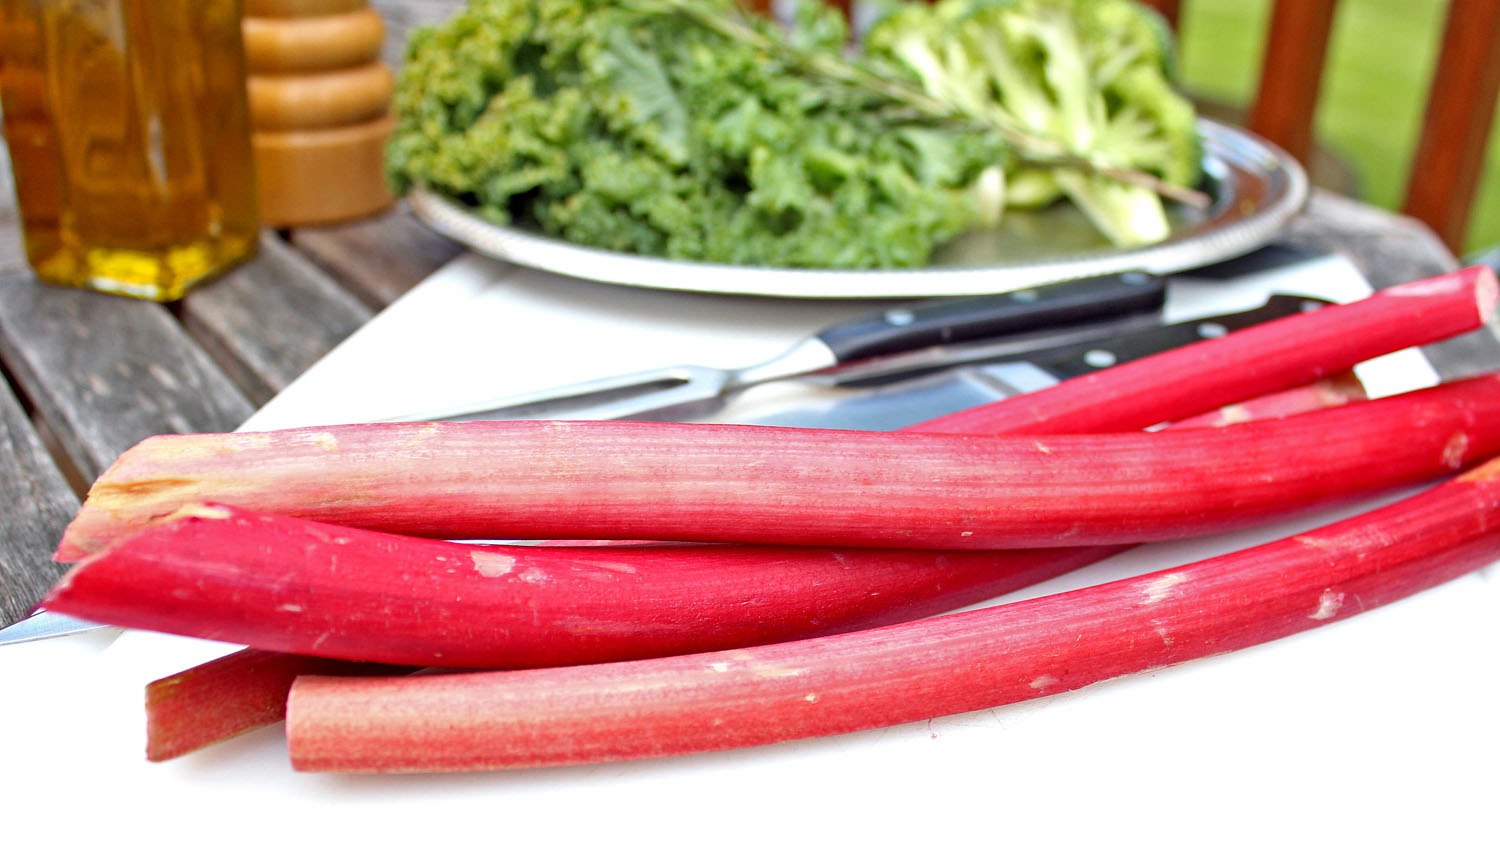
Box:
[2, 253, 1495, 843]
[243, 251, 1431, 430]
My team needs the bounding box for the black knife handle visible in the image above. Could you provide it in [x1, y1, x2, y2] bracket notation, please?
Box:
[815, 271, 1167, 363]
[1030, 295, 1327, 380]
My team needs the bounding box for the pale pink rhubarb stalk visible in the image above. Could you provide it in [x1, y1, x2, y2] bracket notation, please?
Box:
[285, 455, 1500, 773]
[132, 381, 1366, 759]
[145, 650, 406, 762]
[55, 266, 1497, 562]
[46, 374, 1500, 553]
[1174, 372, 1365, 427]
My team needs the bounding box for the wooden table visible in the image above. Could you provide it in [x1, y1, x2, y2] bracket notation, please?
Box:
[2, 136, 1498, 627]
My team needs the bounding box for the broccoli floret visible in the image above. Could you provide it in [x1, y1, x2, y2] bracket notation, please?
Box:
[864, 0, 1201, 246]
[1106, 63, 1201, 187]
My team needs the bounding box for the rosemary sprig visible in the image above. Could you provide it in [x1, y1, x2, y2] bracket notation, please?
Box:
[647, 0, 1209, 208]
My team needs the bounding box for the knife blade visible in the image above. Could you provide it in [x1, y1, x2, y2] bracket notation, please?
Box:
[0, 291, 1334, 647]
[373, 270, 1168, 424]
[0, 609, 105, 645]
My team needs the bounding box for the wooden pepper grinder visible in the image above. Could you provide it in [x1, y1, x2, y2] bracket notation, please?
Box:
[242, 0, 396, 226]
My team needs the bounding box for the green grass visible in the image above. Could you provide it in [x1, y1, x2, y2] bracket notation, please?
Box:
[1175, 0, 1500, 255]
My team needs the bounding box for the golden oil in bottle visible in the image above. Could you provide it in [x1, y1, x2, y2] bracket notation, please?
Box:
[0, 0, 259, 301]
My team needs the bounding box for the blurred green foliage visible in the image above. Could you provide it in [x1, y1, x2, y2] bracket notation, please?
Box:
[1175, 0, 1500, 254]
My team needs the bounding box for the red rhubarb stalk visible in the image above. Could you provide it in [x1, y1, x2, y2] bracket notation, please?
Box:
[48, 507, 1116, 669]
[48, 374, 1500, 553]
[284, 455, 1500, 773]
[904, 265, 1496, 434]
[44, 377, 1500, 669]
[54, 266, 1497, 562]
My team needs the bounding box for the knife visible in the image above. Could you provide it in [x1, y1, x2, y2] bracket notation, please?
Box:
[374, 270, 1169, 423]
[0, 291, 1333, 647]
[733, 294, 1333, 430]
[808, 293, 1328, 389]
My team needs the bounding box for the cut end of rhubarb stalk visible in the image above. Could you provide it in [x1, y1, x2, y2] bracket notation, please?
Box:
[54, 513, 109, 563]
[1317, 370, 1370, 404]
[1477, 265, 1500, 321]
[147, 648, 410, 762]
[1385, 264, 1499, 320]
[58, 502, 233, 566]
[1452, 264, 1500, 323]
[1459, 456, 1500, 482]
[54, 432, 287, 563]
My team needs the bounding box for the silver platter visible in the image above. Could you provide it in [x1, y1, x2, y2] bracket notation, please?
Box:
[409, 119, 1307, 299]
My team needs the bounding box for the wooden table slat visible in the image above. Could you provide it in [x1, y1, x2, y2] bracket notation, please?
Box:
[0, 269, 255, 481]
[0, 376, 79, 625]
[290, 207, 465, 308]
[181, 232, 375, 406]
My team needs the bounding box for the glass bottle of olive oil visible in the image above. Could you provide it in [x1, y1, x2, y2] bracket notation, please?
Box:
[0, 0, 259, 301]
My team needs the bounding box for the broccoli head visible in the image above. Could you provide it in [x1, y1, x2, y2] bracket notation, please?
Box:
[864, 0, 1202, 246]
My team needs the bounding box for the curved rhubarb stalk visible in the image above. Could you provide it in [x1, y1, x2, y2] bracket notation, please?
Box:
[285, 455, 1500, 773]
[47, 507, 1113, 669]
[44, 377, 1500, 669]
[48, 374, 1500, 552]
[55, 266, 1496, 562]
